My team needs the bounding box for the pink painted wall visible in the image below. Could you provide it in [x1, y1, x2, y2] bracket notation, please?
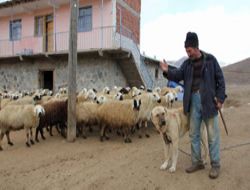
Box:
[0, 0, 115, 57]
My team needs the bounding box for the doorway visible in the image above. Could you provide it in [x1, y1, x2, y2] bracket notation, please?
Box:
[39, 70, 54, 91]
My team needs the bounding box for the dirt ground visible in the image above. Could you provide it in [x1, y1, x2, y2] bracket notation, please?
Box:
[0, 85, 250, 190]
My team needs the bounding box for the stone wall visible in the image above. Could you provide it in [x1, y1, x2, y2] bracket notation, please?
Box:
[0, 61, 39, 90]
[0, 55, 127, 92]
[145, 63, 168, 88]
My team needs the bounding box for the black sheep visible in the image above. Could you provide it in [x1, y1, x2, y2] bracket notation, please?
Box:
[35, 99, 68, 142]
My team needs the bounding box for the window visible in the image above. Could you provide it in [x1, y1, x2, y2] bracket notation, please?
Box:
[78, 6, 92, 32]
[10, 19, 22, 40]
[34, 16, 44, 36]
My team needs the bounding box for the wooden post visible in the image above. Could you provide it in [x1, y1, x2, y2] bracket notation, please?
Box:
[67, 0, 78, 142]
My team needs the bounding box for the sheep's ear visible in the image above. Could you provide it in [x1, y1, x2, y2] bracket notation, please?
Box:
[92, 88, 97, 93]
[133, 99, 137, 109]
[133, 99, 141, 110]
[120, 94, 123, 101]
[133, 99, 138, 109]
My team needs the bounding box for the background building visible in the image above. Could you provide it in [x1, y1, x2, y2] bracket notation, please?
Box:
[0, 0, 167, 92]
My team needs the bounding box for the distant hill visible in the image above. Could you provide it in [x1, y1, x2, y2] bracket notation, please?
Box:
[223, 58, 250, 85]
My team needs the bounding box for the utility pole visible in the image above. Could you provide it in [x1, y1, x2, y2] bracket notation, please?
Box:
[117, 7, 122, 47]
[67, 0, 78, 142]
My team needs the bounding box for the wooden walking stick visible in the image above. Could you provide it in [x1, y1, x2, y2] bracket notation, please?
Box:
[215, 98, 228, 136]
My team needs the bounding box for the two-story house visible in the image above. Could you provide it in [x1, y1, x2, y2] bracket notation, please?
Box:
[0, 0, 157, 92]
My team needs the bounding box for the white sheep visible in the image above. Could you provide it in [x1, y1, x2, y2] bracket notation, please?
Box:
[0, 104, 45, 150]
[7, 94, 42, 106]
[102, 86, 110, 94]
[76, 100, 104, 138]
[120, 86, 141, 100]
[96, 92, 124, 103]
[0, 98, 12, 110]
[97, 98, 141, 143]
[135, 92, 161, 138]
[77, 89, 97, 103]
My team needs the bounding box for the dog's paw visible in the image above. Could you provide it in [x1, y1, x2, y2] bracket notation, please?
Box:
[168, 166, 176, 173]
[160, 162, 168, 170]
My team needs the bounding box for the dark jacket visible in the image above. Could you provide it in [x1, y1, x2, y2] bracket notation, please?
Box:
[163, 51, 226, 118]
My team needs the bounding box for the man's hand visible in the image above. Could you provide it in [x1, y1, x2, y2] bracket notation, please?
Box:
[216, 101, 222, 109]
[214, 97, 223, 109]
[160, 59, 169, 72]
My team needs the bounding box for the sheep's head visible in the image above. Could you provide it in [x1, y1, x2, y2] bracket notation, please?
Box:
[119, 87, 130, 94]
[175, 86, 183, 93]
[153, 87, 161, 94]
[34, 105, 45, 117]
[139, 85, 145, 90]
[43, 89, 53, 96]
[103, 86, 110, 94]
[133, 99, 141, 111]
[165, 92, 176, 107]
[59, 87, 67, 95]
[11, 94, 19, 100]
[131, 87, 141, 97]
[151, 92, 161, 103]
[33, 93, 42, 102]
[85, 89, 97, 101]
[3, 93, 9, 99]
[48, 90, 53, 96]
[79, 88, 87, 95]
[114, 92, 123, 101]
[96, 95, 106, 104]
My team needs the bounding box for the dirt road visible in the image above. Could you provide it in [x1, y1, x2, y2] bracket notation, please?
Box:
[0, 85, 250, 190]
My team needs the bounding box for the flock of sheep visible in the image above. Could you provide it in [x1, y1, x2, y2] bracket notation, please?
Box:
[0, 85, 183, 151]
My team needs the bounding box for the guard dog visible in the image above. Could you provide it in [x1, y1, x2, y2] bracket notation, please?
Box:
[151, 106, 208, 173]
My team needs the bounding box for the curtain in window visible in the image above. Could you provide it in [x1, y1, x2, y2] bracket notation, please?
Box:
[34, 16, 44, 36]
[78, 6, 92, 32]
[10, 19, 22, 40]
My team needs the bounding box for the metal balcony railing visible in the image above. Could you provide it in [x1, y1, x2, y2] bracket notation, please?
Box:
[0, 26, 116, 57]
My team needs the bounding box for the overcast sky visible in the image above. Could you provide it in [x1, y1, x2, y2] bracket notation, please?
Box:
[141, 0, 250, 66]
[1, 0, 249, 66]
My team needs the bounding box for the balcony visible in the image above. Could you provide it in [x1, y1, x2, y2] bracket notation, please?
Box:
[0, 25, 153, 88]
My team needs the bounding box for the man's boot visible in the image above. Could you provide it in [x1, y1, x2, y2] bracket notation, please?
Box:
[209, 167, 220, 179]
[185, 164, 205, 173]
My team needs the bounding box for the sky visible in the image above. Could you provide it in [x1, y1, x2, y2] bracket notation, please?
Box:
[141, 0, 250, 66]
[1, 0, 249, 66]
